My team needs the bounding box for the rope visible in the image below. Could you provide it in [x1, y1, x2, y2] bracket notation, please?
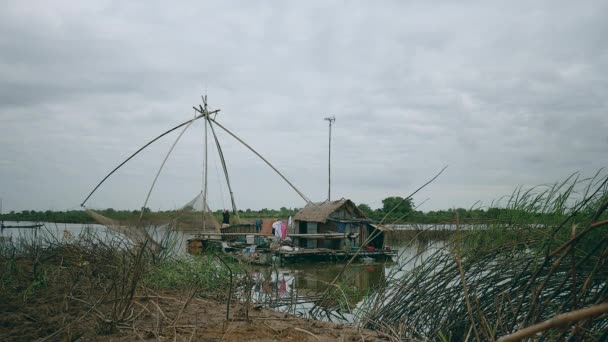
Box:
[139, 117, 196, 221]
[208, 117, 312, 204]
[80, 110, 219, 207]
[213, 154, 226, 210]
[207, 117, 240, 221]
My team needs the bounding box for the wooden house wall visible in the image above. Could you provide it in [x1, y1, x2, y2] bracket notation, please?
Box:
[293, 221, 318, 248]
[293, 201, 383, 250]
[307, 222, 317, 248]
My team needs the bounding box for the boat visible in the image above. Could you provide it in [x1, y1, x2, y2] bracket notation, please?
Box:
[1, 223, 44, 229]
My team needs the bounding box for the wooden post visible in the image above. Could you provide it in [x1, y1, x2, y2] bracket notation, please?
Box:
[324, 116, 335, 201]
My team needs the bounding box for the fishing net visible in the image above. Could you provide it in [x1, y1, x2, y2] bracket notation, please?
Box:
[80, 101, 305, 253]
[170, 191, 222, 232]
[84, 191, 221, 252]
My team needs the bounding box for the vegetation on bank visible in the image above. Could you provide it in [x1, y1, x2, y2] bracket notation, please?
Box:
[0, 226, 380, 340]
[362, 172, 608, 340]
[0, 230, 246, 340]
[2, 171, 607, 340]
[1, 196, 570, 225]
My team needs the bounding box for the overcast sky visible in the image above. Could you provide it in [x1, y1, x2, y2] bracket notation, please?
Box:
[1, 0, 607, 213]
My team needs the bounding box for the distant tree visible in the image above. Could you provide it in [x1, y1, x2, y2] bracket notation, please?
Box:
[357, 203, 372, 215]
[381, 196, 414, 215]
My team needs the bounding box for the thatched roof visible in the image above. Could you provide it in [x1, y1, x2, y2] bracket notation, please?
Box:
[294, 198, 367, 223]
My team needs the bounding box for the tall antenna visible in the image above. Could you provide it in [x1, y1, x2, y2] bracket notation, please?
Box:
[324, 116, 336, 201]
[202, 95, 208, 231]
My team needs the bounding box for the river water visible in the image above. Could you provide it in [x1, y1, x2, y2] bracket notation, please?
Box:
[1, 221, 446, 322]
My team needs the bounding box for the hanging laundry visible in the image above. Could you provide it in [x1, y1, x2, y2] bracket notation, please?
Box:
[255, 219, 262, 233]
[279, 277, 287, 297]
[281, 221, 287, 239]
[272, 220, 282, 239]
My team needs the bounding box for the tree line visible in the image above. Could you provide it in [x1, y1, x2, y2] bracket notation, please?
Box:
[0, 207, 301, 224]
[1, 196, 561, 224]
[357, 196, 566, 224]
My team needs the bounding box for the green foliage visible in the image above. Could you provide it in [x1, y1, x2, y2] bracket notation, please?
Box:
[144, 254, 241, 298]
[333, 280, 365, 313]
[6, 187, 603, 225]
[22, 276, 48, 303]
[357, 203, 372, 216]
[365, 171, 608, 340]
[0, 209, 94, 223]
[382, 196, 413, 214]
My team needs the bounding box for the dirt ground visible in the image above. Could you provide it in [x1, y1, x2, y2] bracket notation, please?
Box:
[1, 290, 392, 341]
[112, 296, 392, 341]
[0, 245, 395, 341]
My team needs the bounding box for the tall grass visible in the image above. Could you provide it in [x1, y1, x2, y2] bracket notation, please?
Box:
[361, 171, 608, 341]
[0, 223, 244, 340]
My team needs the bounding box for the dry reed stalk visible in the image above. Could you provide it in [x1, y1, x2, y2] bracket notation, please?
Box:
[455, 213, 481, 341]
[497, 303, 608, 342]
[293, 327, 320, 341]
[363, 172, 608, 340]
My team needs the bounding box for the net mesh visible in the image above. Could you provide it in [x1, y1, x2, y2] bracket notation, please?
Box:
[85, 191, 221, 249]
[170, 191, 222, 232]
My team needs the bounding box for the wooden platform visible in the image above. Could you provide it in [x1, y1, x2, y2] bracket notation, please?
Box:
[277, 248, 396, 264]
[187, 234, 397, 265]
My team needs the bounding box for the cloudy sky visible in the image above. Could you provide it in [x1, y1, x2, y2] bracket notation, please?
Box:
[1, 0, 607, 213]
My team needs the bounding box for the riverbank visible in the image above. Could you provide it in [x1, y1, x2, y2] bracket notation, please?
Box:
[0, 235, 393, 341]
[1, 290, 389, 341]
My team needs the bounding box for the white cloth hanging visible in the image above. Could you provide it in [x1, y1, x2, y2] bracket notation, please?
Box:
[272, 220, 282, 239]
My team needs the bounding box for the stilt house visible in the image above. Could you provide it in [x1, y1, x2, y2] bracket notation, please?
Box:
[292, 198, 389, 250]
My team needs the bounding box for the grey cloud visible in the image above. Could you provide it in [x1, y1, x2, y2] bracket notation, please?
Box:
[1, 0, 607, 212]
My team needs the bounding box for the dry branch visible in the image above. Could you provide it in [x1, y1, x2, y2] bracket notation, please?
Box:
[497, 303, 608, 342]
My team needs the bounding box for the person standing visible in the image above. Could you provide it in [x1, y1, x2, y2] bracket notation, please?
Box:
[222, 210, 230, 228]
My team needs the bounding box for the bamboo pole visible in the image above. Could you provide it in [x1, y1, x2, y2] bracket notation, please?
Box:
[207, 117, 312, 205]
[207, 117, 240, 221]
[497, 303, 608, 342]
[203, 98, 209, 232]
[81, 109, 219, 207]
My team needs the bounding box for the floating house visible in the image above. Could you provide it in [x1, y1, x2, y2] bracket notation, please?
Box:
[292, 198, 390, 251]
[187, 199, 395, 264]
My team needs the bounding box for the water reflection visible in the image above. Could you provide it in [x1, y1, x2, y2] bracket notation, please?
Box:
[245, 238, 446, 323]
[245, 261, 388, 322]
[2, 222, 445, 323]
[1, 221, 112, 245]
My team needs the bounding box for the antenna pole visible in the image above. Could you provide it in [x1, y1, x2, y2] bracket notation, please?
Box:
[324, 116, 335, 201]
[202, 95, 208, 231]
